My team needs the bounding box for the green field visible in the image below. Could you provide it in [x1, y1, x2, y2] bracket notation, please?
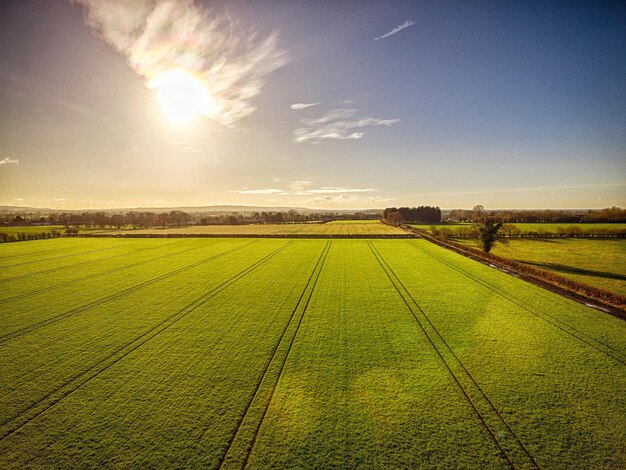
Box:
[0, 238, 625, 467]
[455, 238, 626, 296]
[110, 220, 404, 236]
[0, 225, 64, 235]
[411, 222, 626, 235]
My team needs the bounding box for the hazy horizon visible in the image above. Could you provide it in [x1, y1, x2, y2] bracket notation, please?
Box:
[1, 0, 625, 211]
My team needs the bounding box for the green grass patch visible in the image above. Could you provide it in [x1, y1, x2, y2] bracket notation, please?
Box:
[0, 239, 624, 467]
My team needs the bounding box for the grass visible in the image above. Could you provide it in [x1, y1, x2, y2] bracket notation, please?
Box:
[411, 222, 626, 235]
[0, 225, 65, 235]
[109, 220, 405, 236]
[455, 238, 626, 296]
[0, 238, 624, 467]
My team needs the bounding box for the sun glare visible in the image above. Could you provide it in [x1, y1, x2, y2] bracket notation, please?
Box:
[150, 70, 212, 123]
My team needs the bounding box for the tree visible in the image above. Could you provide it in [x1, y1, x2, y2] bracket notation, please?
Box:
[387, 211, 404, 226]
[474, 217, 506, 252]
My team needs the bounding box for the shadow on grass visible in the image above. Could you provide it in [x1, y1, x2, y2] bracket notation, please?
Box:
[520, 261, 626, 281]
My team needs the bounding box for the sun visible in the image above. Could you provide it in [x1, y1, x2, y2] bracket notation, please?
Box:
[149, 70, 212, 123]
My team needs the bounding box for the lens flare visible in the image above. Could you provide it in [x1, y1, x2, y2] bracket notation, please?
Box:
[149, 70, 212, 123]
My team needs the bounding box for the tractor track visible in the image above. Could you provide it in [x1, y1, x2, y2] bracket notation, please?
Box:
[0, 240, 258, 344]
[407, 241, 626, 366]
[0, 240, 194, 304]
[0, 242, 138, 269]
[215, 241, 332, 469]
[368, 241, 539, 470]
[0, 241, 183, 286]
[0, 240, 294, 442]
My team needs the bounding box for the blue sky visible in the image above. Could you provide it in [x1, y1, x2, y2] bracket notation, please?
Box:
[0, 0, 624, 209]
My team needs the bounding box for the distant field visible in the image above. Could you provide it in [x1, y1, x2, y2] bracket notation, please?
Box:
[110, 220, 405, 236]
[455, 238, 626, 296]
[0, 225, 64, 235]
[411, 222, 626, 235]
[0, 238, 624, 467]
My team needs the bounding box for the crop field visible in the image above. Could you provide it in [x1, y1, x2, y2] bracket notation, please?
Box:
[411, 222, 626, 235]
[0, 225, 65, 235]
[0, 238, 625, 468]
[109, 220, 405, 236]
[455, 238, 626, 297]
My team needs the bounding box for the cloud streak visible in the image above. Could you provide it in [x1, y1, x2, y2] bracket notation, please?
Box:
[0, 157, 19, 166]
[374, 20, 416, 41]
[72, 0, 288, 126]
[290, 102, 319, 110]
[293, 109, 399, 144]
[232, 185, 375, 196]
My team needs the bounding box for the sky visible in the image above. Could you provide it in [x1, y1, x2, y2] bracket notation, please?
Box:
[0, 0, 625, 210]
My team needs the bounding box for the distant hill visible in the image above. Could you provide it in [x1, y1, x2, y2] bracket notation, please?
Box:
[0, 204, 382, 215]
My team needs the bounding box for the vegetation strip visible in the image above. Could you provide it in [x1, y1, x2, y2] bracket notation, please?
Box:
[408, 228, 626, 315]
[407, 241, 626, 365]
[0, 240, 258, 343]
[82, 233, 414, 239]
[217, 241, 332, 469]
[0, 240, 190, 304]
[0, 241, 294, 441]
[368, 241, 539, 469]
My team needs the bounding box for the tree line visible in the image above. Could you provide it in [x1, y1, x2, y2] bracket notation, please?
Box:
[1, 209, 379, 230]
[382, 206, 442, 225]
[446, 206, 626, 223]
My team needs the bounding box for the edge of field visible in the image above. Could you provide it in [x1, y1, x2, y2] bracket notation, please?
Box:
[405, 226, 626, 319]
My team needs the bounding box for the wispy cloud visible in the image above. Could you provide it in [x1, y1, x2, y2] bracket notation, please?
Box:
[288, 180, 313, 191]
[232, 188, 284, 195]
[291, 102, 319, 110]
[293, 108, 399, 144]
[306, 187, 374, 194]
[0, 157, 19, 166]
[232, 185, 375, 196]
[310, 194, 358, 205]
[374, 20, 416, 41]
[72, 0, 288, 126]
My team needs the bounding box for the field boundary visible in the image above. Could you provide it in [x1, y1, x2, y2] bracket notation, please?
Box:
[404, 227, 626, 317]
[368, 241, 539, 469]
[79, 232, 414, 239]
[0, 241, 294, 442]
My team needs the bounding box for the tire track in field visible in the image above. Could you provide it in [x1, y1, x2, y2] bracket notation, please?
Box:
[0, 240, 258, 344]
[0, 244, 75, 262]
[368, 241, 539, 470]
[0, 242, 138, 269]
[0, 241, 294, 442]
[0, 240, 206, 305]
[0, 242, 166, 286]
[407, 241, 626, 366]
[215, 241, 332, 470]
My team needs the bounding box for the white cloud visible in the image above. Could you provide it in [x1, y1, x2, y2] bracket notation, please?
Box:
[365, 196, 395, 203]
[374, 20, 416, 41]
[72, 0, 288, 126]
[0, 157, 19, 165]
[290, 102, 319, 110]
[310, 194, 358, 205]
[54, 198, 68, 202]
[288, 180, 313, 191]
[293, 109, 399, 144]
[306, 187, 374, 194]
[232, 188, 284, 194]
